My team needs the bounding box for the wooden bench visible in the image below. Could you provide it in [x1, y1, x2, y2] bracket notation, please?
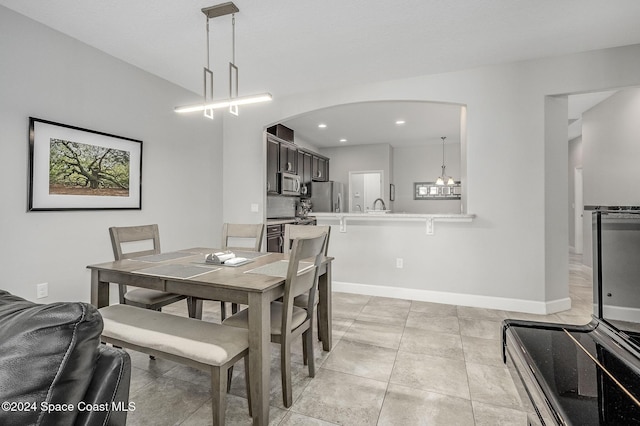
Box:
[98, 304, 251, 425]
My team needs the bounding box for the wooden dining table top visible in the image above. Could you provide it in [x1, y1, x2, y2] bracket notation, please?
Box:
[87, 247, 331, 292]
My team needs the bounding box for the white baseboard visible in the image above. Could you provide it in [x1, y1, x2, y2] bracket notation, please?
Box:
[333, 281, 572, 315]
[603, 305, 640, 323]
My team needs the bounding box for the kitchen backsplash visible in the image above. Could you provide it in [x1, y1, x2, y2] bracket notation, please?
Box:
[267, 196, 297, 218]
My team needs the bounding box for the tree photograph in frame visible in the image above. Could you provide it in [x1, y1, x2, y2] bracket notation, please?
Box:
[28, 117, 142, 211]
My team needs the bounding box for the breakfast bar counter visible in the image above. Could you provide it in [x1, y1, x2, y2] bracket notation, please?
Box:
[312, 212, 475, 235]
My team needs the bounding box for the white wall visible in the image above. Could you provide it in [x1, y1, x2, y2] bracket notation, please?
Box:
[393, 143, 462, 214]
[583, 88, 640, 206]
[581, 88, 640, 268]
[222, 44, 640, 313]
[0, 7, 223, 303]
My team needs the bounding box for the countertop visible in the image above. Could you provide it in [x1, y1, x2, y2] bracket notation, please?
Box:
[266, 217, 316, 225]
[311, 212, 475, 220]
[310, 212, 475, 234]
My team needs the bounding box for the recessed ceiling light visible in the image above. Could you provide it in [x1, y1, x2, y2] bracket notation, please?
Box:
[318, 123, 327, 128]
[339, 138, 347, 143]
[395, 120, 406, 125]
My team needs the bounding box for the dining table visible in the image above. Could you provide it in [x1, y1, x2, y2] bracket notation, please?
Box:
[87, 247, 333, 426]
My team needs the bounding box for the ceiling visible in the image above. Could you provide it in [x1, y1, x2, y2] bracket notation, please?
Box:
[0, 1, 634, 147]
[282, 101, 462, 148]
[2, 0, 640, 99]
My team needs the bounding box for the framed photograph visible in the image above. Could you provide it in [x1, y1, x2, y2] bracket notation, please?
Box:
[28, 117, 142, 211]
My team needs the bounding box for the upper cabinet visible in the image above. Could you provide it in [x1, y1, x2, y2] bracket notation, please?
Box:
[312, 155, 329, 182]
[266, 136, 280, 194]
[279, 142, 298, 174]
[298, 150, 313, 196]
[266, 124, 330, 196]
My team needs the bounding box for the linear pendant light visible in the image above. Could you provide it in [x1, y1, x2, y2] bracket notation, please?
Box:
[174, 2, 272, 119]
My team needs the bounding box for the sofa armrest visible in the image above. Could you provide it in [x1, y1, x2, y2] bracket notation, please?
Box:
[74, 345, 131, 426]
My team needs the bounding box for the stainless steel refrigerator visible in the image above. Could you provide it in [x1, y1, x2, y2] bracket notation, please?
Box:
[310, 181, 344, 212]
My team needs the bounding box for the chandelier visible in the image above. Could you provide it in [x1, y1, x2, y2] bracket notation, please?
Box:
[174, 2, 272, 119]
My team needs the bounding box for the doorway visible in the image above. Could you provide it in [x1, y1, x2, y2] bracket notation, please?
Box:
[349, 170, 383, 212]
[574, 167, 583, 254]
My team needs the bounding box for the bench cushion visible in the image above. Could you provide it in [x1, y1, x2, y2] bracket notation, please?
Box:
[99, 304, 248, 366]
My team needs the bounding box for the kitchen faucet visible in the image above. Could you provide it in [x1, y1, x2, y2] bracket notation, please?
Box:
[372, 198, 386, 211]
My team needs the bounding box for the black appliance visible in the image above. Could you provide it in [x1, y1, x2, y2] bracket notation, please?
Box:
[503, 207, 640, 425]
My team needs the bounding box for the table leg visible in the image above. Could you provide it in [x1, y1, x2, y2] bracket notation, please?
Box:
[318, 262, 333, 351]
[247, 292, 271, 425]
[91, 270, 110, 308]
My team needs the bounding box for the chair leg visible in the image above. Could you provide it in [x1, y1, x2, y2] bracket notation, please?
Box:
[231, 303, 239, 314]
[244, 355, 252, 418]
[281, 340, 293, 408]
[220, 302, 227, 321]
[304, 328, 316, 378]
[187, 297, 203, 320]
[227, 366, 234, 392]
[317, 307, 322, 342]
[211, 366, 226, 426]
[302, 336, 308, 366]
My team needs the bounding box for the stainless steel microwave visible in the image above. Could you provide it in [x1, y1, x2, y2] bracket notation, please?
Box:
[280, 172, 301, 196]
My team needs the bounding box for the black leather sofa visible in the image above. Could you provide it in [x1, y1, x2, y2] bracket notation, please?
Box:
[0, 290, 131, 426]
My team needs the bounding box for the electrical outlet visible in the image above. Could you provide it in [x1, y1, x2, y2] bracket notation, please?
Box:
[250, 203, 259, 213]
[396, 258, 403, 269]
[36, 282, 48, 299]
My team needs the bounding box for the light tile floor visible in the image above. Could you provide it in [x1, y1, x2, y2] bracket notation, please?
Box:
[123, 253, 593, 425]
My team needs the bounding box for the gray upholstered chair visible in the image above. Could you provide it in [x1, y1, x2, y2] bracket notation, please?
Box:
[109, 225, 199, 318]
[221, 223, 265, 252]
[223, 233, 327, 407]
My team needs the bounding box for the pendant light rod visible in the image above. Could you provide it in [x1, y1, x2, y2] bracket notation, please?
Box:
[441, 136, 446, 176]
[229, 13, 239, 115]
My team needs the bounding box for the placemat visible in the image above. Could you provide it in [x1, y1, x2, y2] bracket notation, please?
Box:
[232, 251, 270, 260]
[134, 264, 220, 279]
[133, 252, 194, 262]
[245, 260, 313, 278]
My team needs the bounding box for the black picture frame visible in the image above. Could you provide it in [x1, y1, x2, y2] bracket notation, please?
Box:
[28, 117, 142, 211]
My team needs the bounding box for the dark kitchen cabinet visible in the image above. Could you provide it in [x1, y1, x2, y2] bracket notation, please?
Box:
[279, 142, 298, 174]
[266, 136, 280, 194]
[312, 155, 329, 182]
[266, 224, 284, 253]
[297, 150, 313, 197]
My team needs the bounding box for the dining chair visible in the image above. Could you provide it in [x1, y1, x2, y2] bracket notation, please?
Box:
[222, 233, 327, 407]
[284, 225, 331, 339]
[283, 225, 330, 256]
[220, 223, 265, 318]
[109, 224, 201, 318]
[221, 223, 265, 252]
